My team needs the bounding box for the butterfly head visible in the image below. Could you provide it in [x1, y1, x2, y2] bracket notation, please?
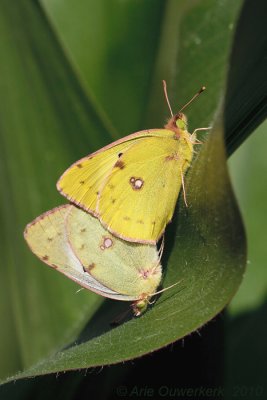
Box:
[163, 81, 205, 137]
[175, 112, 188, 131]
[132, 296, 150, 316]
[164, 112, 188, 135]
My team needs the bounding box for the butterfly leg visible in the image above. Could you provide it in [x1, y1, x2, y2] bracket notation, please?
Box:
[180, 166, 188, 207]
[191, 127, 212, 144]
[192, 127, 212, 135]
[158, 235, 165, 262]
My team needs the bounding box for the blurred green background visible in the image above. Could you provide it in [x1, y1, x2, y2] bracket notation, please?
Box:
[229, 121, 267, 314]
[0, 0, 266, 398]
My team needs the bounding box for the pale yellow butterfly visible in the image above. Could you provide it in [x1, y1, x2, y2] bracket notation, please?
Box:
[24, 204, 163, 316]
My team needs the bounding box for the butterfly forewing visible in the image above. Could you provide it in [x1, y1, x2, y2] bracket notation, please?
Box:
[57, 128, 194, 243]
[57, 131, 160, 215]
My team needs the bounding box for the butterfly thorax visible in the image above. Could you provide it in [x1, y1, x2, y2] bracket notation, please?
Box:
[164, 112, 188, 138]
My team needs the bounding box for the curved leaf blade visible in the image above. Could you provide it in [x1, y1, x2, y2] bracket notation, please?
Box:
[0, 0, 250, 384]
[2, 110, 246, 382]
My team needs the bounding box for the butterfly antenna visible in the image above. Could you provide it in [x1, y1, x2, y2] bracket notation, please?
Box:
[152, 279, 183, 297]
[179, 86, 206, 113]
[162, 80, 173, 117]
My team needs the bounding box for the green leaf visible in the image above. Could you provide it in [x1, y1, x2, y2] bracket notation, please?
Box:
[4, 113, 246, 382]
[0, 0, 253, 384]
[0, 0, 110, 377]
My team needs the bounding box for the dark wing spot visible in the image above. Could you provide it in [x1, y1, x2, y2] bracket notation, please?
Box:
[47, 237, 53, 242]
[151, 221, 156, 225]
[76, 163, 83, 168]
[80, 228, 86, 233]
[84, 263, 95, 272]
[80, 244, 85, 250]
[123, 216, 131, 221]
[137, 220, 144, 224]
[114, 159, 125, 169]
[80, 180, 85, 184]
[42, 255, 49, 261]
[108, 184, 115, 190]
[165, 152, 179, 161]
[118, 152, 123, 158]
[111, 198, 116, 204]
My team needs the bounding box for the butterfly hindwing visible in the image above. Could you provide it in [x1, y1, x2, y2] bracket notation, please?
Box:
[24, 205, 137, 300]
[66, 206, 162, 299]
[24, 205, 162, 303]
[98, 132, 193, 243]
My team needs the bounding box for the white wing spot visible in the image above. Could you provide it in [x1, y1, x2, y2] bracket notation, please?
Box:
[100, 236, 113, 250]
[130, 177, 144, 190]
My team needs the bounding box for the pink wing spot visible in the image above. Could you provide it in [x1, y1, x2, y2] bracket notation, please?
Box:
[139, 269, 151, 280]
[129, 177, 144, 190]
[100, 236, 114, 250]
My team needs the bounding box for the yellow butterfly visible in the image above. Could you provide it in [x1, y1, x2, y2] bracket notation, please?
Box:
[24, 205, 163, 316]
[57, 83, 209, 244]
